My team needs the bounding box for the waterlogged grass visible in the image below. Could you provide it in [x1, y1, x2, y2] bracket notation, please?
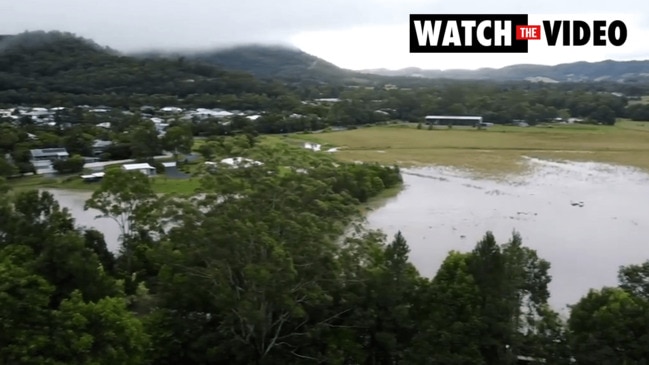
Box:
[268, 119, 649, 175]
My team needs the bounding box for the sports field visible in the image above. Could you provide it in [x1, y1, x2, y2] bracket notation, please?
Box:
[273, 120, 649, 176]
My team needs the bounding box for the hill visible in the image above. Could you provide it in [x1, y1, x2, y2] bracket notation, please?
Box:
[144, 45, 649, 85]
[137, 45, 378, 85]
[362, 60, 649, 82]
[0, 31, 290, 107]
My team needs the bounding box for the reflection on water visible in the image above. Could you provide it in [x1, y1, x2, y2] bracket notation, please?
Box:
[366, 158, 649, 311]
[44, 157, 649, 312]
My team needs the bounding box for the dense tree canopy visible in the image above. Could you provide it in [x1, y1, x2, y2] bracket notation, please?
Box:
[2, 137, 646, 364]
[1, 30, 648, 364]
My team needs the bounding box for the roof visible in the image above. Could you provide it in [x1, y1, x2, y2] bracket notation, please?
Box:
[80, 172, 105, 179]
[122, 163, 155, 170]
[220, 157, 263, 167]
[162, 162, 176, 167]
[92, 140, 113, 148]
[30, 148, 69, 157]
[425, 115, 482, 120]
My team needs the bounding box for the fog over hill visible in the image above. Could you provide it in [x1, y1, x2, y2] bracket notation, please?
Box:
[2, 30, 649, 85]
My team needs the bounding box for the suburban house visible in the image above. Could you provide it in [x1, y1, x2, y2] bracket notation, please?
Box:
[92, 140, 113, 156]
[29, 148, 69, 175]
[122, 163, 156, 176]
[30, 148, 69, 162]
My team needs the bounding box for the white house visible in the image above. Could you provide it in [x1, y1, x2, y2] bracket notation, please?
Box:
[304, 142, 321, 151]
[122, 163, 156, 176]
[220, 157, 263, 168]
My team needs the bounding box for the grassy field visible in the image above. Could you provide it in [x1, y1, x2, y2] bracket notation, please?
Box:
[8, 119, 649, 193]
[628, 95, 649, 105]
[7, 168, 202, 195]
[267, 119, 649, 176]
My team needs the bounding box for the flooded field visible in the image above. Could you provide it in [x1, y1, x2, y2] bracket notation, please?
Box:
[45, 156, 649, 312]
[366, 157, 649, 311]
[45, 189, 122, 253]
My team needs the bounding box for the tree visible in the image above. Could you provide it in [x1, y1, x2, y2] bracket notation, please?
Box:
[196, 141, 217, 161]
[0, 155, 18, 177]
[359, 232, 420, 364]
[568, 287, 649, 364]
[161, 124, 193, 160]
[130, 120, 161, 159]
[0, 251, 55, 364]
[84, 169, 159, 245]
[55, 291, 150, 365]
[52, 154, 85, 174]
[63, 127, 94, 156]
[407, 251, 485, 364]
[618, 260, 649, 299]
[1, 190, 118, 306]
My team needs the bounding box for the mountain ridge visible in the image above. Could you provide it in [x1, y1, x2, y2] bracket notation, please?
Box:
[2, 30, 649, 84]
[360, 59, 649, 82]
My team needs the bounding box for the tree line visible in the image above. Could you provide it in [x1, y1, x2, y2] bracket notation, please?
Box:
[1, 138, 648, 364]
[2, 31, 649, 132]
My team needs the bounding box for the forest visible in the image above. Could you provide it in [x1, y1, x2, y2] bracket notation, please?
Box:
[2, 138, 649, 364]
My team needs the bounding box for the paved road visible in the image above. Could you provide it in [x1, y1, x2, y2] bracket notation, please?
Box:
[83, 152, 173, 170]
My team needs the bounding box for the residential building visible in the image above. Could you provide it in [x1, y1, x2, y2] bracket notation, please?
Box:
[122, 163, 156, 176]
[30, 148, 69, 162]
[92, 140, 113, 156]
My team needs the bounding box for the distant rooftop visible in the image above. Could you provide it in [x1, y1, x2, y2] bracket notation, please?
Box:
[30, 148, 69, 157]
[122, 163, 155, 170]
[425, 115, 482, 120]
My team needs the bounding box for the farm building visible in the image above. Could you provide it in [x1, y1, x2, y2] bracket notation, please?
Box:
[425, 115, 483, 126]
[122, 163, 156, 176]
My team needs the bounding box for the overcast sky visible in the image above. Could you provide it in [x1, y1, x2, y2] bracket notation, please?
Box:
[2, 0, 649, 70]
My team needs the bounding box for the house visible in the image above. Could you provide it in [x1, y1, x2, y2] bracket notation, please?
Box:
[220, 157, 263, 168]
[304, 142, 321, 151]
[29, 148, 69, 175]
[92, 140, 113, 156]
[122, 163, 156, 176]
[30, 148, 69, 162]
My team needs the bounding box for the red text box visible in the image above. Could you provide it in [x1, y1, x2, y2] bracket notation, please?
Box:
[516, 25, 541, 40]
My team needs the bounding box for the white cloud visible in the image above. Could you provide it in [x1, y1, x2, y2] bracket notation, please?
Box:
[292, 13, 649, 70]
[2, 0, 649, 69]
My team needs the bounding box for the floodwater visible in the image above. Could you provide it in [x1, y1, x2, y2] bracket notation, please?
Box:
[44, 189, 122, 253]
[366, 157, 649, 311]
[44, 157, 649, 312]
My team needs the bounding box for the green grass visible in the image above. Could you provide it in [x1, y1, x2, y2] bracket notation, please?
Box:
[265, 119, 649, 175]
[628, 95, 649, 105]
[7, 171, 202, 196]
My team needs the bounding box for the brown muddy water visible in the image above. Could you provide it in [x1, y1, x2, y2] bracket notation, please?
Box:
[45, 157, 649, 312]
[366, 157, 649, 311]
